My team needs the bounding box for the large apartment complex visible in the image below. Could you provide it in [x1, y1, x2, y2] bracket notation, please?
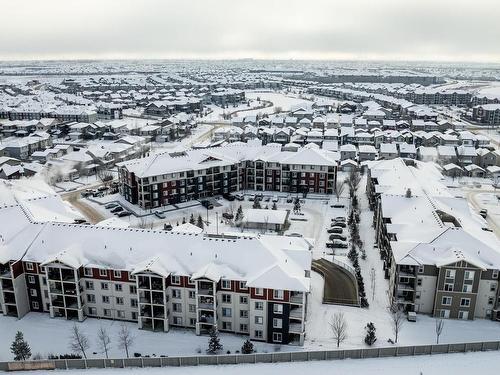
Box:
[367, 158, 500, 320]
[0, 181, 312, 345]
[118, 142, 339, 209]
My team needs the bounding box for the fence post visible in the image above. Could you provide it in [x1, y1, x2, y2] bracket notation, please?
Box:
[65, 359, 68, 370]
[446, 344, 450, 353]
[103, 358, 106, 368]
[395, 347, 398, 356]
[481, 342, 485, 351]
[84, 359, 88, 369]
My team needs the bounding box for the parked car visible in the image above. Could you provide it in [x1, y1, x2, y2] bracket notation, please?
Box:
[155, 212, 166, 219]
[111, 206, 123, 213]
[264, 196, 271, 202]
[325, 242, 335, 248]
[163, 223, 173, 231]
[222, 212, 234, 220]
[73, 219, 87, 224]
[332, 216, 346, 222]
[105, 203, 118, 209]
[222, 193, 235, 201]
[329, 234, 347, 241]
[248, 194, 256, 201]
[117, 211, 131, 217]
[201, 200, 214, 209]
[332, 241, 348, 249]
[286, 196, 294, 203]
[331, 204, 345, 208]
[97, 186, 109, 192]
[234, 193, 245, 201]
[327, 227, 343, 234]
[288, 232, 303, 238]
[272, 195, 279, 202]
[479, 209, 488, 219]
[330, 222, 346, 228]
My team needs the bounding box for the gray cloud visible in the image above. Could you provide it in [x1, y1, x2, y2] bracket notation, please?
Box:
[0, 0, 499, 62]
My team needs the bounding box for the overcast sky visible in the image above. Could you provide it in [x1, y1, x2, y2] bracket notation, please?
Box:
[1, 0, 499, 62]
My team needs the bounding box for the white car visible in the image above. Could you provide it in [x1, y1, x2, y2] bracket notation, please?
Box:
[272, 195, 279, 202]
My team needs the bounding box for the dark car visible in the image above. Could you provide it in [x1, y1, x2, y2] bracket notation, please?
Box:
[201, 200, 214, 209]
[117, 211, 131, 217]
[327, 227, 343, 234]
[111, 206, 124, 213]
[222, 212, 234, 220]
[74, 219, 87, 224]
[332, 242, 348, 249]
[331, 204, 345, 208]
[163, 223, 173, 231]
[329, 234, 347, 241]
[222, 193, 235, 201]
[332, 216, 346, 222]
[105, 203, 118, 209]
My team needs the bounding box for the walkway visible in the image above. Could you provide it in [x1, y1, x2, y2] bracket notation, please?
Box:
[312, 258, 359, 307]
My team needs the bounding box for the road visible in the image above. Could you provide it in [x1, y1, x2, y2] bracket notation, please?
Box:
[64, 190, 105, 224]
[312, 258, 359, 306]
[465, 189, 500, 238]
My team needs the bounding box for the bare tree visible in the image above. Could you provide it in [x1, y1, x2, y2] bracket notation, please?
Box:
[69, 324, 90, 359]
[435, 319, 445, 344]
[117, 323, 134, 358]
[347, 169, 362, 196]
[97, 326, 111, 359]
[388, 304, 405, 344]
[370, 268, 376, 302]
[330, 312, 348, 348]
[334, 180, 346, 202]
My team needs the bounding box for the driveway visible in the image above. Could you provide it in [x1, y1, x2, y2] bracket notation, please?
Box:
[312, 258, 359, 307]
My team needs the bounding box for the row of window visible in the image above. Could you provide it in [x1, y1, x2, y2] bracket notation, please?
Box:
[441, 296, 472, 307]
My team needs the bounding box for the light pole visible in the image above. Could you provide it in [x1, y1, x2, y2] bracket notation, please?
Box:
[216, 212, 219, 235]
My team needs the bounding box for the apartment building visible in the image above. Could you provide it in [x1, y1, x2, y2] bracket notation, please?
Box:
[118, 142, 338, 209]
[472, 104, 500, 125]
[367, 158, 500, 320]
[0, 192, 311, 345]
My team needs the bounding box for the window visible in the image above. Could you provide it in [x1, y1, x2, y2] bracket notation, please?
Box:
[273, 304, 283, 314]
[129, 285, 137, 294]
[444, 283, 454, 292]
[189, 318, 197, 326]
[130, 298, 138, 308]
[102, 296, 110, 304]
[88, 307, 97, 316]
[255, 316, 263, 325]
[117, 310, 125, 319]
[115, 284, 123, 292]
[458, 311, 469, 320]
[417, 278, 422, 287]
[460, 298, 471, 307]
[441, 296, 452, 306]
[188, 290, 196, 299]
[254, 288, 263, 296]
[273, 332, 282, 343]
[26, 262, 34, 271]
[30, 289, 37, 297]
[493, 270, 499, 280]
[132, 312, 138, 320]
[32, 301, 39, 310]
[439, 309, 450, 318]
[222, 294, 231, 303]
[173, 303, 182, 312]
[87, 294, 96, 303]
[488, 297, 494, 305]
[418, 266, 424, 274]
[462, 284, 473, 293]
[273, 318, 282, 328]
[222, 308, 232, 317]
[28, 275, 35, 284]
[173, 316, 183, 325]
[171, 275, 181, 285]
[240, 324, 248, 332]
[85, 281, 94, 290]
[84, 268, 93, 277]
[239, 281, 247, 290]
[273, 290, 284, 300]
[114, 270, 122, 278]
[99, 269, 107, 277]
[116, 297, 124, 305]
[39, 266, 45, 273]
[101, 282, 109, 290]
[445, 269, 456, 279]
[103, 309, 111, 317]
[255, 302, 264, 310]
[221, 280, 231, 290]
[189, 304, 196, 313]
[464, 270, 475, 281]
[222, 321, 232, 331]
[240, 310, 249, 318]
[240, 296, 248, 304]
[129, 273, 136, 281]
[254, 330, 263, 339]
[491, 283, 497, 292]
[172, 289, 181, 299]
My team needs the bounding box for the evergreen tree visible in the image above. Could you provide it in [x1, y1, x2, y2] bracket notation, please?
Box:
[182, 217, 186, 224]
[293, 198, 301, 213]
[206, 328, 223, 354]
[189, 214, 195, 225]
[235, 205, 244, 222]
[364, 322, 377, 346]
[10, 331, 31, 361]
[252, 199, 261, 209]
[196, 215, 204, 230]
[241, 339, 254, 354]
[272, 203, 278, 210]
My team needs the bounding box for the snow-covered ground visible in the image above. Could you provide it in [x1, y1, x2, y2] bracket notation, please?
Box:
[241, 91, 313, 116]
[0, 313, 298, 361]
[9, 351, 500, 375]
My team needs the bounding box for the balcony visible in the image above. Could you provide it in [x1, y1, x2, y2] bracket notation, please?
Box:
[289, 307, 303, 319]
[289, 323, 304, 334]
[290, 292, 304, 305]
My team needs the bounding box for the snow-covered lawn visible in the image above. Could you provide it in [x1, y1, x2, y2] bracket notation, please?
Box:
[10, 351, 500, 375]
[0, 313, 298, 361]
